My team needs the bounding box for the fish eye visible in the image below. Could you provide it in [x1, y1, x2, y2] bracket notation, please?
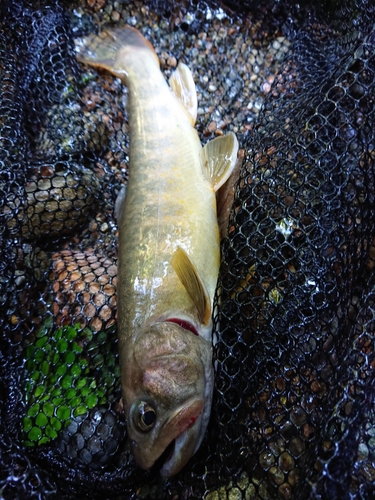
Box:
[134, 402, 156, 432]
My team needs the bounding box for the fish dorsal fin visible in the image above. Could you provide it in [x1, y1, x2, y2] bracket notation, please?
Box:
[169, 62, 197, 125]
[200, 131, 239, 192]
[171, 246, 211, 325]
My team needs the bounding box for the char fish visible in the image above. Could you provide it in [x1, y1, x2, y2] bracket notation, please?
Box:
[76, 26, 238, 477]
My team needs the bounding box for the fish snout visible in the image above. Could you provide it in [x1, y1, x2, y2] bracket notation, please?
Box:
[129, 398, 205, 476]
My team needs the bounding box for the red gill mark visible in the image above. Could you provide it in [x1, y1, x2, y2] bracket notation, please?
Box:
[187, 415, 199, 428]
[166, 318, 199, 336]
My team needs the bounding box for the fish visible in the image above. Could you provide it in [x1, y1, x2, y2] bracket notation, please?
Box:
[75, 26, 238, 477]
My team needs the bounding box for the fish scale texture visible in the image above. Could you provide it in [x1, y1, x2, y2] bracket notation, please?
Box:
[0, 0, 375, 499]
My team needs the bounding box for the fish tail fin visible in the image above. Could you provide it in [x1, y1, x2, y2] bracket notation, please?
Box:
[75, 26, 159, 79]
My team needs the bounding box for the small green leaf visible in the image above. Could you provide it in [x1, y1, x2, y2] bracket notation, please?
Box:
[26, 346, 35, 358]
[76, 378, 87, 390]
[28, 403, 40, 418]
[23, 417, 33, 432]
[25, 358, 36, 371]
[79, 358, 89, 368]
[35, 351, 45, 363]
[36, 336, 48, 349]
[65, 351, 75, 365]
[93, 354, 103, 367]
[28, 427, 42, 442]
[45, 425, 58, 439]
[97, 331, 107, 344]
[81, 387, 90, 397]
[69, 396, 80, 408]
[56, 364, 67, 377]
[56, 338, 68, 353]
[72, 342, 83, 354]
[34, 385, 45, 398]
[65, 388, 76, 400]
[52, 352, 60, 364]
[57, 405, 71, 421]
[71, 364, 82, 377]
[51, 387, 62, 398]
[61, 375, 73, 389]
[85, 394, 98, 409]
[66, 326, 78, 341]
[50, 417, 62, 431]
[38, 437, 50, 445]
[43, 402, 54, 417]
[54, 328, 63, 340]
[41, 360, 50, 376]
[35, 413, 48, 427]
[81, 328, 93, 342]
[73, 406, 87, 418]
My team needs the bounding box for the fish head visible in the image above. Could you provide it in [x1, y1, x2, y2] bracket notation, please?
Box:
[121, 320, 213, 477]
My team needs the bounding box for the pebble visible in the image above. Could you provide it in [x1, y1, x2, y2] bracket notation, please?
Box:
[167, 56, 177, 67]
[207, 121, 217, 132]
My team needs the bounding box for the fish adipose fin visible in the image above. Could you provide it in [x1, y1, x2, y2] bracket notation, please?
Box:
[169, 62, 197, 125]
[171, 246, 211, 325]
[200, 131, 239, 192]
[75, 26, 159, 78]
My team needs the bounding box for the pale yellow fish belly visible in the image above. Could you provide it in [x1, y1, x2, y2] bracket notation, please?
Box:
[116, 55, 220, 341]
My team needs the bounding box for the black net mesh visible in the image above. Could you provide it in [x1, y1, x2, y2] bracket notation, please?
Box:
[1, 0, 375, 499]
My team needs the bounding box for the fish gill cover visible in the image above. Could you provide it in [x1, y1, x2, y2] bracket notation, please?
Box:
[0, 0, 374, 499]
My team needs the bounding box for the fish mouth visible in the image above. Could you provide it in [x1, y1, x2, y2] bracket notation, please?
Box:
[159, 412, 202, 477]
[156, 439, 175, 470]
[152, 398, 204, 477]
[130, 398, 204, 476]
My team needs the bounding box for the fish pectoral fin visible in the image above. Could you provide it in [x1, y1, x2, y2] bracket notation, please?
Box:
[169, 62, 197, 125]
[171, 247, 211, 325]
[200, 132, 239, 192]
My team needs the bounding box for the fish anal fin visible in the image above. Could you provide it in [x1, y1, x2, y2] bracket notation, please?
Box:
[200, 131, 239, 192]
[171, 247, 211, 325]
[216, 148, 244, 239]
[169, 62, 197, 125]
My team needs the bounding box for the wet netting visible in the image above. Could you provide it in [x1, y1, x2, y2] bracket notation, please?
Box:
[0, 0, 374, 498]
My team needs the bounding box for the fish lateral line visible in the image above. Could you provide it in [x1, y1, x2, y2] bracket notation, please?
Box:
[166, 318, 199, 336]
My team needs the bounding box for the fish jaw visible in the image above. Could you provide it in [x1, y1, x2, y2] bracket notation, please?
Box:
[122, 321, 214, 476]
[160, 401, 205, 477]
[131, 398, 204, 475]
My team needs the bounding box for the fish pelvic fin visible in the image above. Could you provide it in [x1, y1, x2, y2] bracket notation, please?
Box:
[115, 185, 127, 226]
[200, 131, 239, 192]
[216, 148, 244, 239]
[75, 26, 159, 80]
[169, 62, 197, 125]
[171, 246, 211, 325]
